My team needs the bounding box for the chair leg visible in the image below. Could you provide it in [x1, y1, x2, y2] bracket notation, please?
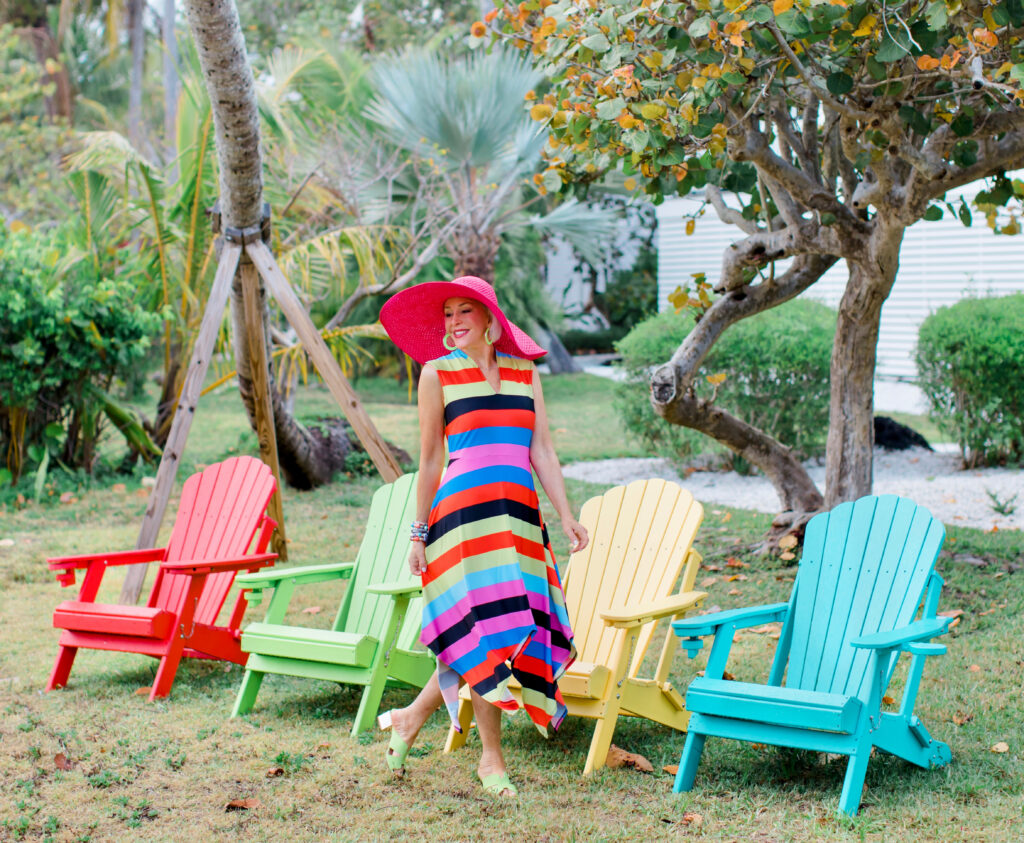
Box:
[351, 670, 390, 736]
[231, 669, 265, 717]
[874, 713, 952, 769]
[583, 698, 624, 775]
[46, 645, 78, 691]
[673, 731, 707, 793]
[838, 743, 872, 818]
[148, 642, 185, 701]
[443, 697, 474, 752]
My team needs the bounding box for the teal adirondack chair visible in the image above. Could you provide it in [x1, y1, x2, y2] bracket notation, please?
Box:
[671, 495, 953, 817]
[230, 473, 434, 734]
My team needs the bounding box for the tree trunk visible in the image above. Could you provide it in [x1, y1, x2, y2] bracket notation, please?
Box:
[823, 224, 904, 508]
[21, 25, 74, 121]
[163, 0, 180, 179]
[184, 0, 376, 489]
[128, 0, 145, 144]
[536, 327, 580, 374]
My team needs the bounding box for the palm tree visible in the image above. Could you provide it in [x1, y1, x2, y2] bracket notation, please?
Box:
[364, 46, 617, 371]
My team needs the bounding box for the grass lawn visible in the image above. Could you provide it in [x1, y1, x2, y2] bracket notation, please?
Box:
[1, 375, 1021, 841]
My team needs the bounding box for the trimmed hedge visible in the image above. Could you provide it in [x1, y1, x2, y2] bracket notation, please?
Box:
[615, 300, 835, 467]
[916, 293, 1024, 466]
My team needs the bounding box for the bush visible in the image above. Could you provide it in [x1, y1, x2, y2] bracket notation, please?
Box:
[615, 300, 835, 467]
[558, 326, 628, 354]
[0, 223, 163, 484]
[916, 294, 1024, 466]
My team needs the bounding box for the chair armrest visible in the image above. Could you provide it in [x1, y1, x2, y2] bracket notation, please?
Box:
[600, 591, 708, 629]
[160, 552, 278, 576]
[850, 617, 951, 650]
[47, 547, 166, 586]
[671, 602, 790, 639]
[366, 581, 423, 598]
[235, 561, 356, 590]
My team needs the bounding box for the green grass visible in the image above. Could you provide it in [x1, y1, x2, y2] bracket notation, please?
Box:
[0, 375, 1021, 841]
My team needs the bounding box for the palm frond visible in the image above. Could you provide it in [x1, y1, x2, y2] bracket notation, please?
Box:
[524, 199, 621, 266]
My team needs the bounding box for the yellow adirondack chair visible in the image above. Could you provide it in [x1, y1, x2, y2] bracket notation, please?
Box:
[444, 478, 707, 774]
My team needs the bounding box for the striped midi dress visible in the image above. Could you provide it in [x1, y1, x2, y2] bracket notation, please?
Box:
[421, 349, 576, 736]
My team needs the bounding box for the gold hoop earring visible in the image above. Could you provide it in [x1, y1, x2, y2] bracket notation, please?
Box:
[442, 332, 457, 351]
[484, 326, 494, 346]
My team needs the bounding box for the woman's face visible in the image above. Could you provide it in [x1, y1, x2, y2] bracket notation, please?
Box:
[443, 297, 491, 350]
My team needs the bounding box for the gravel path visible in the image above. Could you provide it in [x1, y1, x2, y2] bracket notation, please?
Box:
[563, 447, 1023, 531]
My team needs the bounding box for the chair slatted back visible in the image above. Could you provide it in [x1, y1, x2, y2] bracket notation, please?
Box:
[563, 479, 703, 675]
[338, 473, 422, 646]
[785, 495, 945, 698]
[149, 456, 277, 624]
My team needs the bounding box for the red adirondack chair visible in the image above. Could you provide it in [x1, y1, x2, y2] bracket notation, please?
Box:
[46, 456, 279, 701]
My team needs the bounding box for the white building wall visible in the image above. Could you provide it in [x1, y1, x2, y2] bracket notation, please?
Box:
[656, 191, 1024, 384]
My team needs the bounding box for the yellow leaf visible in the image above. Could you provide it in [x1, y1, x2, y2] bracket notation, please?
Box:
[778, 534, 798, 549]
[995, 62, 1014, 79]
[882, 694, 896, 705]
[852, 14, 876, 36]
[685, 218, 696, 235]
[706, 372, 727, 386]
[991, 742, 1009, 753]
[779, 551, 796, 561]
[529, 104, 553, 121]
[773, 0, 794, 15]
[9, 219, 30, 234]
[917, 56, 941, 71]
[640, 102, 667, 120]
[983, 8, 998, 31]
[623, 177, 637, 191]
[972, 28, 998, 51]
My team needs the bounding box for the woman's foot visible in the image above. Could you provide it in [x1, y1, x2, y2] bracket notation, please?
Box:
[378, 708, 419, 776]
[478, 757, 516, 797]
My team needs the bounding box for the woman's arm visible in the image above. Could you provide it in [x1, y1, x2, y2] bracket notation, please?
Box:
[410, 363, 445, 575]
[529, 367, 589, 553]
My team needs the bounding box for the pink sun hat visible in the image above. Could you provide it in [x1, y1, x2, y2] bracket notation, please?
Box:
[379, 276, 547, 365]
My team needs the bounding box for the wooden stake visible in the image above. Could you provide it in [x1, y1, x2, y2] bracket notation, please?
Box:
[240, 259, 288, 560]
[119, 243, 242, 604]
[245, 240, 401, 483]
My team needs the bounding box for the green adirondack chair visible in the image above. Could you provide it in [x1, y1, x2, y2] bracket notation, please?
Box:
[671, 495, 953, 817]
[230, 473, 434, 734]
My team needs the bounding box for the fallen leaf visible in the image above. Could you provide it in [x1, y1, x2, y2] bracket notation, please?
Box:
[266, 766, 284, 777]
[225, 799, 261, 811]
[134, 488, 149, 498]
[775, 575, 794, 582]
[750, 743, 767, 751]
[59, 492, 75, 504]
[725, 557, 746, 568]
[882, 695, 896, 705]
[135, 687, 152, 696]
[112, 483, 126, 493]
[968, 664, 981, 672]
[679, 811, 704, 826]
[54, 753, 74, 771]
[778, 534, 798, 550]
[721, 512, 732, 522]
[746, 623, 782, 635]
[605, 745, 654, 772]
[700, 577, 718, 587]
[728, 588, 741, 595]
[301, 606, 322, 615]
[704, 564, 722, 572]
[952, 710, 973, 726]
[726, 573, 749, 581]
[697, 604, 722, 616]
[779, 551, 796, 561]
[662, 764, 679, 775]
[991, 742, 1009, 753]
[722, 671, 735, 681]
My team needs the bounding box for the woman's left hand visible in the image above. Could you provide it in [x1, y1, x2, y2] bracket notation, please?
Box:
[562, 516, 589, 554]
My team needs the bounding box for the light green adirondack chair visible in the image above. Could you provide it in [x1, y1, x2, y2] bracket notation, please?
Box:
[230, 473, 434, 734]
[672, 495, 953, 817]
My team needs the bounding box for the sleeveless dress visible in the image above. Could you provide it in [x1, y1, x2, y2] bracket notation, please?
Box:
[420, 349, 576, 736]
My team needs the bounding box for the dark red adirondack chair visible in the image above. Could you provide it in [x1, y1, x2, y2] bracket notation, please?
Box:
[46, 456, 278, 701]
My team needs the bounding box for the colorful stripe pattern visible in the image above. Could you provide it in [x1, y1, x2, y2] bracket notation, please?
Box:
[421, 349, 575, 736]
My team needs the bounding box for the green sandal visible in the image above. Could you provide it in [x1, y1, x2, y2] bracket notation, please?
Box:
[479, 772, 518, 797]
[378, 710, 410, 775]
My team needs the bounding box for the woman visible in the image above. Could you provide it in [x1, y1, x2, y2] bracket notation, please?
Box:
[377, 276, 588, 797]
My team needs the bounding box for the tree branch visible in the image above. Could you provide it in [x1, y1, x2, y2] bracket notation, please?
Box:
[705, 184, 759, 234]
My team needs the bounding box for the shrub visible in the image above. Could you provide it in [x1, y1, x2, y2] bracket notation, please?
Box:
[0, 223, 163, 484]
[916, 294, 1024, 466]
[558, 326, 628, 354]
[615, 300, 835, 467]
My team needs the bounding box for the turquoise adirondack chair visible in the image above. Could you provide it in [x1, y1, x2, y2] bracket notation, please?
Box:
[230, 473, 434, 734]
[671, 495, 953, 817]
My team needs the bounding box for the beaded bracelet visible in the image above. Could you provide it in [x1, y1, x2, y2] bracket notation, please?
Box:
[410, 520, 428, 543]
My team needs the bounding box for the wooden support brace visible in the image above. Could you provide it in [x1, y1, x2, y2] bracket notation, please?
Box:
[120, 243, 243, 604]
[245, 240, 401, 483]
[240, 260, 288, 560]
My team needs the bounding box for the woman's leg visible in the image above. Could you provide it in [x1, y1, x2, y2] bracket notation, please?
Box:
[471, 689, 512, 793]
[388, 670, 443, 747]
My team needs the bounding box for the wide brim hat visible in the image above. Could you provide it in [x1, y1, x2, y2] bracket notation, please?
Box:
[379, 276, 547, 365]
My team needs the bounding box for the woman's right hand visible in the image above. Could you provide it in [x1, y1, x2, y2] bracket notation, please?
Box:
[408, 542, 428, 576]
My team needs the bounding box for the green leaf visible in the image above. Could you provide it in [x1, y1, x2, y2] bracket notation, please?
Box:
[745, 5, 773, 24]
[581, 32, 611, 52]
[1010, 63, 1024, 84]
[866, 56, 887, 81]
[924, 1, 948, 30]
[876, 29, 911, 63]
[826, 72, 854, 96]
[958, 199, 973, 227]
[953, 140, 979, 169]
[923, 205, 943, 221]
[775, 9, 811, 37]
[688, 16, 713, 39]
[951, 113, 974, 138]
[722, 71, 746, 86]
[819, 212, 837, 226]
[595, 97, 626, 120]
